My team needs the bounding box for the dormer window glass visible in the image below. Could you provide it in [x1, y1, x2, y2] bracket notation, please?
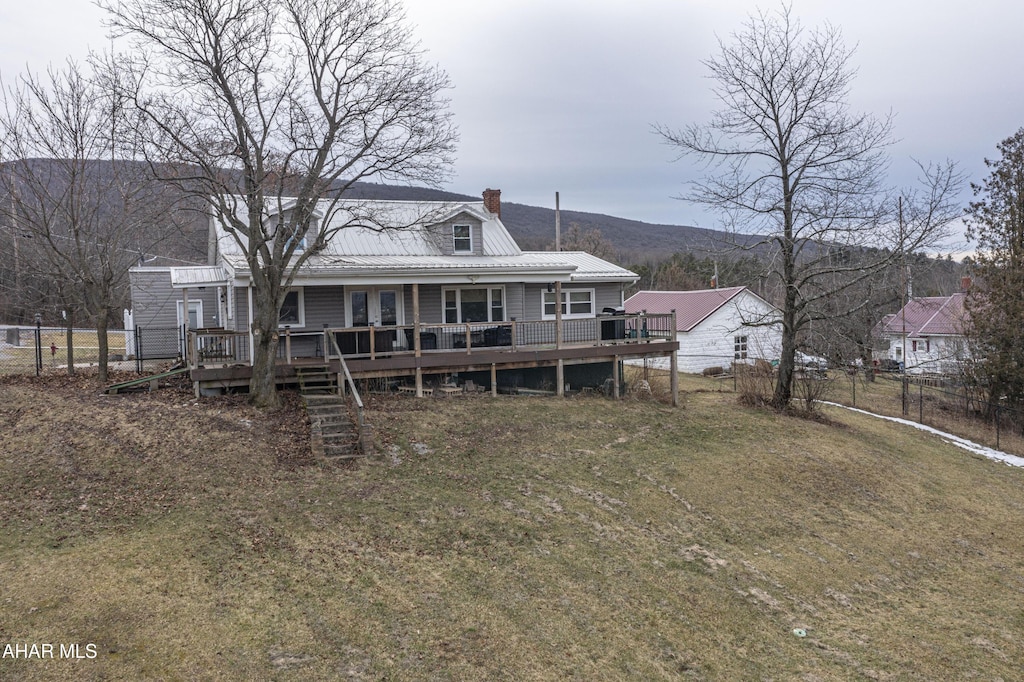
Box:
[285, 229, 306, 253]
[453, 224, 472, 253]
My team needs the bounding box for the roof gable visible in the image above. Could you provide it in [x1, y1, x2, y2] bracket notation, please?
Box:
[879, 293, 966, 337]
[625, 287, 775, 332]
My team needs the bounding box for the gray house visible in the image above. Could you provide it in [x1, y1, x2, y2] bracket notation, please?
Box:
[128, 189, 679, 397]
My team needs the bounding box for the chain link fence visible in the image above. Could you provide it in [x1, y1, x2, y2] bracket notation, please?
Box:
[829, 370, 1024, 453]
[0, 324, 186, 376]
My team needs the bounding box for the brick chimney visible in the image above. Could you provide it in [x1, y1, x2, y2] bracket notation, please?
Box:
[482, 188, 501, 218]
[961, 276, 972, 292]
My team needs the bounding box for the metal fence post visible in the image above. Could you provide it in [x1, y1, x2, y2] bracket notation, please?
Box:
[919, 382, 923, 423]
[135, 327, 143, 373]
[34, 315, 42, 376]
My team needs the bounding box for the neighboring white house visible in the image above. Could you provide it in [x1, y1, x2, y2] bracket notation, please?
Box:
[624, 287, 781, 373]
[874, 292, 968, 374]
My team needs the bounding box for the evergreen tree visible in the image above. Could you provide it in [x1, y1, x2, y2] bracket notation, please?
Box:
[964, 129, 1024, 413]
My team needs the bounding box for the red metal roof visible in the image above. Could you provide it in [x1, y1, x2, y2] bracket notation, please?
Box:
[878, 293, 966, 338]
[624, 287, 748, 332]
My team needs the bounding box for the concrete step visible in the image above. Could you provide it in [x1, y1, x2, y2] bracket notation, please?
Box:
[303, 394, 341, 405]
[320, 423, 353, 437]
[323, 445, 360, 459]
[309, 411, 347, 424]
[302, 388, 365, 459]
[306, 401, 345, 413]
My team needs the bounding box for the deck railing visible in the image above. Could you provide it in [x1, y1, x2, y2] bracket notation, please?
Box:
[187, 312, 676, 367]
[322, 312, 675, 361]
[188, 329, 250, 367]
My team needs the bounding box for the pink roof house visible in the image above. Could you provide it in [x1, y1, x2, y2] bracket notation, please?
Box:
[874, 292, 969, 374]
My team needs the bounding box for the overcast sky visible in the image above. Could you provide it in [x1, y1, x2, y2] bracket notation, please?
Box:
[2, 1, 1022, 255]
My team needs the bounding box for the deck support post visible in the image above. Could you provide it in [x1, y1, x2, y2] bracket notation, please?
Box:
[491, 363, 497, 397]
[557, 358, 564, 396]
[413, 284, 424, 397]
[612, 357, 620, 399]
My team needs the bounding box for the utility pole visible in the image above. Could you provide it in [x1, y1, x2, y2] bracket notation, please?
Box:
[899, 196, 908, 415]
[554, 191, 561, 252]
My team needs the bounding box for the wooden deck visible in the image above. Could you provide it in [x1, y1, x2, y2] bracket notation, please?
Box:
[189, 339, 679, 392]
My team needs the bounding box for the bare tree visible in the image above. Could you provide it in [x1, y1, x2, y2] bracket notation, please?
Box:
[0, 59, 185, 382]
[554, 223, 618, 261]
[102, 0, 457, 407]
[655, 5, 961, 409]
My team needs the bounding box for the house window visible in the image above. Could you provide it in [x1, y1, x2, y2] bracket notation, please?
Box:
[269, 215, 309, 253]
[734, 335, 748, 360]
[285, 231, 306, 253]
[443, 287, 505, 323]
[279, 289, 305, 327]
[912, 340, 918, 353]
[453, 224, 472, 253]
[542, 289, 595, 319]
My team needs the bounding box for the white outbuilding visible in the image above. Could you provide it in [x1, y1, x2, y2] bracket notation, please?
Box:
[625, 287, 781, 374]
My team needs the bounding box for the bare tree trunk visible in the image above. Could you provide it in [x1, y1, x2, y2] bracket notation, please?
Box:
[249, 281, 282, 407]
[96, 307, 110, 384]
[773, 311, 796, 409]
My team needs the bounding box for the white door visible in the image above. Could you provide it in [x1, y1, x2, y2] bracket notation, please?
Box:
[177, 300, 203, 329]
[347, 288, 402, 327]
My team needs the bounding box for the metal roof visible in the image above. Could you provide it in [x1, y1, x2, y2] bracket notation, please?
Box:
[211, 198, 637, 284]
[519, 251, 638, 282]
[216, 199, 522, 258]
[219, 250, 636, 288]
[878, 293, 966, 338]
[169, 266, 229, 288]
[625, 287, 753, 332]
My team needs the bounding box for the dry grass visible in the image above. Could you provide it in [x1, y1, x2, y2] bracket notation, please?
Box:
[1, 374, 1023, 680]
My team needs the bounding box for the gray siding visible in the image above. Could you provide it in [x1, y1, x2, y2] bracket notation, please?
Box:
[594, 283, 623, 312]
[416, 284, 444, 324]
[129, 268, 219, 329]
[505, 283, 525, 320]
[233, 287, 249, 332]
[300, 286, 345, 329]
[428, 212, 484, 256]
[130, 269, 177, 328]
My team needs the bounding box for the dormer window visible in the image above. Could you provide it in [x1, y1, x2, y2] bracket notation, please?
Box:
[453, 224, 472, 253]
[285, 229, 306, 253]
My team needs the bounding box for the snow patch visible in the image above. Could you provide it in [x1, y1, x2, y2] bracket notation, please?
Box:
[824, 402, 1024, 468]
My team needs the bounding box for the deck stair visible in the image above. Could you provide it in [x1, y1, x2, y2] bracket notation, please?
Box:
[301, 390, 362, 459]
[295, 364, 337, 392]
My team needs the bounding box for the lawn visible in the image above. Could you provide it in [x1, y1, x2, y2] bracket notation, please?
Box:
[1, 373, 1022, 680]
